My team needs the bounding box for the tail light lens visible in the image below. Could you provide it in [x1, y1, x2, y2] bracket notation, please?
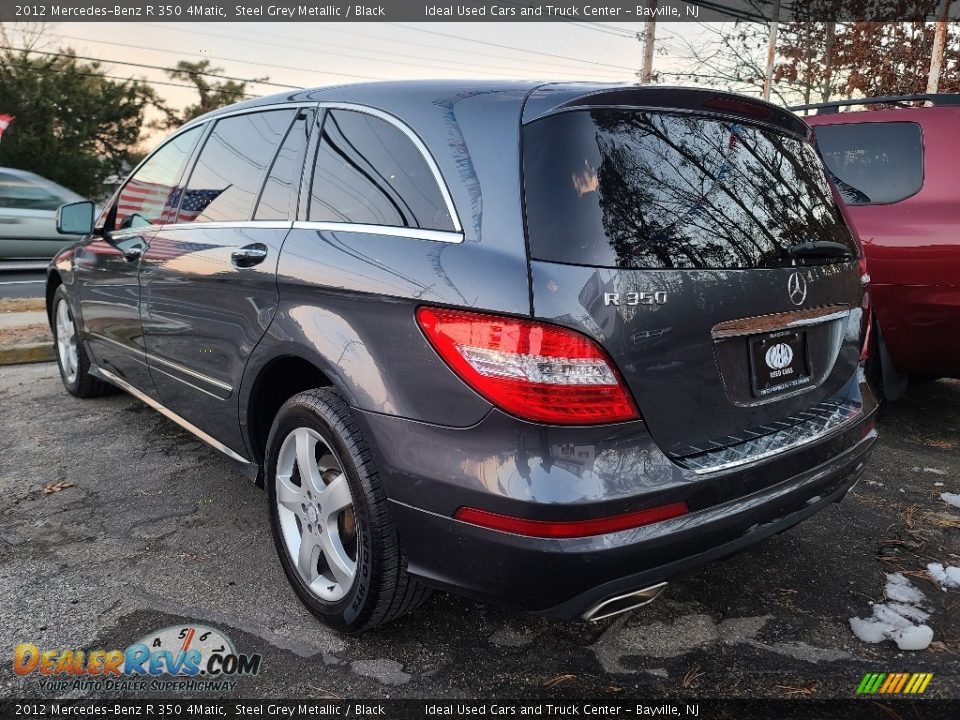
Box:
[859, 256, 872, 362]
[416, 306, 640, 425]
[454, 502, 688, 538]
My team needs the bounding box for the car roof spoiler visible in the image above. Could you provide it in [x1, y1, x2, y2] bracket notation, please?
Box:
[523, 85, 809, 138]
[790, 94, 960, 115]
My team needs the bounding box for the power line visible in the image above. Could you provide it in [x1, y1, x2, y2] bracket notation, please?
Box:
[383, 23, 637, 72]
[153, 22, 627, 80]
[0, 45, 299, 90]
[571, 22, 639, 38]
[0, 60, 256, 97]
[19, 29, 387, 83]
[270, 23, 630, 77]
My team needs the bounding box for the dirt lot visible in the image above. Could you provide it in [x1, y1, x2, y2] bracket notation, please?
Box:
[0, 363, 957, 700]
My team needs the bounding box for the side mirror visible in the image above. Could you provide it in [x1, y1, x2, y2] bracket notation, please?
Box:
[56, 200, 95, 235]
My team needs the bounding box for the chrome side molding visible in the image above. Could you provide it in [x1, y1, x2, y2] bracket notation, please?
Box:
[582, 582, 667, 622]
[92, 365, 259, 479]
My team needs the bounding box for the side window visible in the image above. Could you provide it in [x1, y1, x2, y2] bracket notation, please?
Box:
[814, 122, 923, 205]
[0, 172, 65, 210]
[177, 109, 296, 224]
[255, 108, 314, 221]
[113, 126, 202, 230]
[309, 109, 455, 231]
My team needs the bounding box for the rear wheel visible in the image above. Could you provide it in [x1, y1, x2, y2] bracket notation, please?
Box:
[265, 388, 430, 632]
[52, 286, 113, 398]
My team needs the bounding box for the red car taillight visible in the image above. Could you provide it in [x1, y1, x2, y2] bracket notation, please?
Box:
[416, 306, 640, 425]
[454, 503, 688, 538]
[859, 256, 872, 362]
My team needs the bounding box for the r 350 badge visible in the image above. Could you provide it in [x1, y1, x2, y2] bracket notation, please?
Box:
[604, 292, 668, 306]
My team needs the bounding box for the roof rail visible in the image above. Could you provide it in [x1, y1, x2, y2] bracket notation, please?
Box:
[789, 94, 960, 115]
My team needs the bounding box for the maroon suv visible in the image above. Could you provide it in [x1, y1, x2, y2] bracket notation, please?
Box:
[801, 95, 960, 398]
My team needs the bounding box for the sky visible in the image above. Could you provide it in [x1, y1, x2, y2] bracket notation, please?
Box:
[4, 21, 724, 142]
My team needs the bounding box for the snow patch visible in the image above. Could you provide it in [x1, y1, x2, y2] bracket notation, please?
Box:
[940, 493, 960, 509]
[884, 573, 927, 604]
[865, 480, 884, 487]
[849, 573, 933, 651]
[913, 467, 947, 475]
[927, 563, 960, 590]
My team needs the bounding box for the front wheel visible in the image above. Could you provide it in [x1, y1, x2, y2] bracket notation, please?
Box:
[52, 286, 113, 398]
[265, 388, 430, 632]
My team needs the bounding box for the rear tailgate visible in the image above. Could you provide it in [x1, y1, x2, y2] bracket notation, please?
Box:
[522, 92, 867, 461]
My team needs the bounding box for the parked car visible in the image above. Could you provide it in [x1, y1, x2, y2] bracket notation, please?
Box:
[799, 94, 960, 399]
[0, 167, 87, 261]
[48, 83, 878, 632]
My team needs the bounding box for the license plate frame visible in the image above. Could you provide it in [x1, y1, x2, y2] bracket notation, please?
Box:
[749, 329, 812, 397]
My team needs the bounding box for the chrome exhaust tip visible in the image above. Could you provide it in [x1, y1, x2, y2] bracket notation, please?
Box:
[581, 582, 667, 622]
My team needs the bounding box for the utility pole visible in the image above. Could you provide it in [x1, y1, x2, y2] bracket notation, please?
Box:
[927, 0, 952, 94]
[761, 0, 782, 100]
[640, 1, 657, 83]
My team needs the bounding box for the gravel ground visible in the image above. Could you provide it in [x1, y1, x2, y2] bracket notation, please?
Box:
[0, 363, 957, 700]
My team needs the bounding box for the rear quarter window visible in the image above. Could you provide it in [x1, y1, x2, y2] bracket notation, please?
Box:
[813, 122, 923, 205]
[523, 109, 857, 270]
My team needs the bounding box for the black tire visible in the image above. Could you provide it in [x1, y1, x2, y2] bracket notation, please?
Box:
[51, 286, 114, 398]
[265, 387, 431, 632]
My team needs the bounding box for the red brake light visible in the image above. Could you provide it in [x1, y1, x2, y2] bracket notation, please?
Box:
[416, 306, 640, 425]
[859, 256, 872, 362]
[702, 96, 772, 120]
[454, 503, 688, 538]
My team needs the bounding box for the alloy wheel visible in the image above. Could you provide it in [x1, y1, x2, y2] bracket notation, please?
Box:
[55, 299, 79, 386]
[275, 427, 359, 602]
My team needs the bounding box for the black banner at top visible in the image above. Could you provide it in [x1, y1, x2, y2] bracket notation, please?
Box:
[1, 0, 959, 23]
[1, 699, 960, 720]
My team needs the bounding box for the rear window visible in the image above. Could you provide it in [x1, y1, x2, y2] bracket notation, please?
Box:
[813, 122, 923, 205]
[523, 110, 857, 270]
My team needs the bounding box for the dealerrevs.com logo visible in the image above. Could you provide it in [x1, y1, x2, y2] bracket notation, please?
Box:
[14, 624, 262, 693]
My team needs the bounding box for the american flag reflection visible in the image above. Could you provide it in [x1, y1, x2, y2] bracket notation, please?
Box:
[116, 180, 224, 227]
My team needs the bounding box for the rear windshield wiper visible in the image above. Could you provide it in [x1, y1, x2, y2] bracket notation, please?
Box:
[788, 241, 853, 264]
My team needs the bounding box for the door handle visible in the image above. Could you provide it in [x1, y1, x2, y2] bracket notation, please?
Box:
[231, 243, 269, 268]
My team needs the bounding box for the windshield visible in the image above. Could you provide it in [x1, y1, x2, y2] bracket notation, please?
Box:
[523, 109, 858, 270]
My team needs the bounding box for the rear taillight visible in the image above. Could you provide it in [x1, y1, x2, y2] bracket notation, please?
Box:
[416, 306, 640, 425]
[454, 502, 688, 538]
[859, 256, 872, 362]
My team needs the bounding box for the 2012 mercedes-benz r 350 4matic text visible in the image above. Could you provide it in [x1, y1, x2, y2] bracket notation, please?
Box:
[48, 83, 877, 632]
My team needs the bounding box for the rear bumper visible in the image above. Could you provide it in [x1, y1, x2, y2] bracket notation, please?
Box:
[388, 420, 875, 618]
[355, 370, 878, 619]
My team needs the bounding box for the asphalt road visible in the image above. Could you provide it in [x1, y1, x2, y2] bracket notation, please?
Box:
[0, 270, 45, 300]
[0, 363, 957, 700]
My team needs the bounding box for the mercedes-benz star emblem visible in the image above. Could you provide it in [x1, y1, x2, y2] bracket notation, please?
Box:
[788, 272, 807, 306]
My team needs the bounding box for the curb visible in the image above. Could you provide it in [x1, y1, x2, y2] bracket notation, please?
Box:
[0, 343, 56, 366]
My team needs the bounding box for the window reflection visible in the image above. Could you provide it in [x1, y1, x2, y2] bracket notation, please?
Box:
[524, 110, 857, 270]
[179, 109, 295, 224]
[113, 127, 202, 230]
[309, 110, 454, 231]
